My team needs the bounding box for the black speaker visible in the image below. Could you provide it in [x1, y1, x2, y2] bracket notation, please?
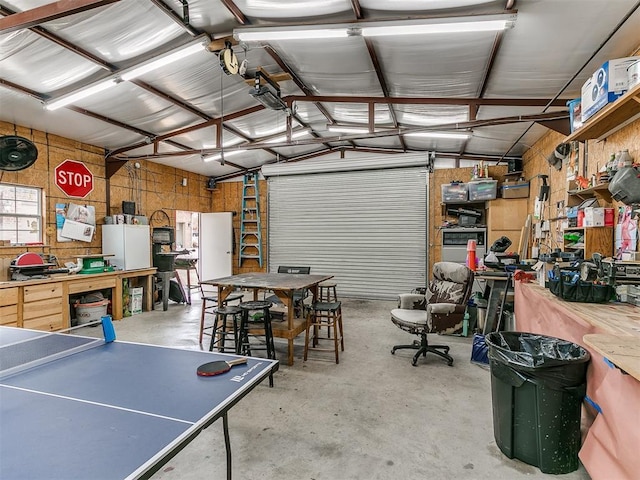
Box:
[206, 177, 216, 190]
[507, 158, 522, 173]
[122, 201, 135, 215]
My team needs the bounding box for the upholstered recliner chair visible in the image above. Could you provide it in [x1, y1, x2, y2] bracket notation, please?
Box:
[390, 262, 474, 366]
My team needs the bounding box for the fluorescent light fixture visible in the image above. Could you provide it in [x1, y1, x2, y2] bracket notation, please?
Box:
[361, 19, 510, 37]
[120, 42, 205, 81]
[235, 13, 515, 42]
[45, 79, 117, 110]
[203, 149, 246, 163]
[44, 38, 208, 110]
[404, 131, 471, 140]
[264, 129, 311, 143]
[327, 125, 373, 134]
[235, 27, 348, 42]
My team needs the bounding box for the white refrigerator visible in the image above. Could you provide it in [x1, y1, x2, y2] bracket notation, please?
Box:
[102, 224, 151, 271]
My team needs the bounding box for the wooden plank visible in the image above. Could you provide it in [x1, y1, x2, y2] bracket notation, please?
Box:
[203, 273, 333, 290]
[244, 67, 292, 86]
[583, 333, 640, 381]
[566, 83, 640, 142]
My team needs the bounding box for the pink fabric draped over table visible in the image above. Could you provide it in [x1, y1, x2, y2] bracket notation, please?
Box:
[514, 282, 640, 480]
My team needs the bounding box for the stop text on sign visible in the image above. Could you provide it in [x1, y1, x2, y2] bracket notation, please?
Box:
[54, 159, 94, 198]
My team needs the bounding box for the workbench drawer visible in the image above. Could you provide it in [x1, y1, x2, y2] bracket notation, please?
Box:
[67, 277, 116, 294]
[0, 304, 18, 325]
[23, 283, 63, 303]
[0, 287, 19, 306]
[23, 297, 63, 320]
[23, 314, 65, 331]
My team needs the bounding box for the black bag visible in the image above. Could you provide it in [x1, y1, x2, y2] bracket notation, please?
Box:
[168, 278, 186, 304]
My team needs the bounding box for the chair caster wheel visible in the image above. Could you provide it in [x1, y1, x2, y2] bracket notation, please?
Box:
[447, 360, 453, 366]
[411, 360, 418, 367]
[391, 348, 396, 354]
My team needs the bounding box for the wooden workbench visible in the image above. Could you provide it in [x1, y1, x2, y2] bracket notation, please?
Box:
[514, 281, 640, 480]
[0, 268, 156, 331]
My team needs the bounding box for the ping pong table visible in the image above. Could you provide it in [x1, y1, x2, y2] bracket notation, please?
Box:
[0, 324, 278, 480]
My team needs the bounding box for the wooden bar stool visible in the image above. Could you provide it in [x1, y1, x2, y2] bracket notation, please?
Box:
[238, 300, 276, 387]
[304, 301, 344, 364]
[318, 280, 338, 302]
[199, 288, 244, 346]
[317, 281, 338, 336]
[209, 305, 242, 353]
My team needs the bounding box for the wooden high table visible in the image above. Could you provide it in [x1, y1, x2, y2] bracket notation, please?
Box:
[201, 273, 333, 366]
[514, 282, 640, 480]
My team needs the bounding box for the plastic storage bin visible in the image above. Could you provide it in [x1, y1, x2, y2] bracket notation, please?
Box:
[468, 180, 497, 201]
[441, 182, 468, 202]
[501, 182, 529, 198]
[485, 332, 590, 474]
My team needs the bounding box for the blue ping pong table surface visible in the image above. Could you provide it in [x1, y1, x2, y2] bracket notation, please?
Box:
[0, 326, 278, 480]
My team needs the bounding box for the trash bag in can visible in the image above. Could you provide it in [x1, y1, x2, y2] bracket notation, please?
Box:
[485, 332, 590, 474]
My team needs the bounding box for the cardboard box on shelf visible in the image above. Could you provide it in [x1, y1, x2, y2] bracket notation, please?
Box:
[583, 207, 605, 227]
[581, 56, 640, 122]
[567, 98, 583, 132]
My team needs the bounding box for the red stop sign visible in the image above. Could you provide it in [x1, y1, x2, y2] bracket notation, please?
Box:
[55, 159, 94, 198]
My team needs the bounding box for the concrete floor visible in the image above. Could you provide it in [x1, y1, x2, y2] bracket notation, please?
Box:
[84, 296, 591, 480]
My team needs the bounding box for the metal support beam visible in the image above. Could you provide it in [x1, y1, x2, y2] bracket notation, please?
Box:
[0, 0, 120, 33]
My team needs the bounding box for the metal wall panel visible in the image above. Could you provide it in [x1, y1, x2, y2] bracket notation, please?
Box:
[268, 167, 427, 299]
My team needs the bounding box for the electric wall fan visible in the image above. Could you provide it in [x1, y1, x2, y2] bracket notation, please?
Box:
[0, 136, 38, 171]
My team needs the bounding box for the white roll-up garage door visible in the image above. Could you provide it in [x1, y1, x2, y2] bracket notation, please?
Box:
[266, 158, 428, 299]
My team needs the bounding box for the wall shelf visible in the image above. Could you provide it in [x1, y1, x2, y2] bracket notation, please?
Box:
[566, 82, 640, 142]
[567, 182, 613, 206]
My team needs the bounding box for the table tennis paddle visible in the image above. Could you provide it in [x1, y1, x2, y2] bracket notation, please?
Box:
[197, 357, 248, 377]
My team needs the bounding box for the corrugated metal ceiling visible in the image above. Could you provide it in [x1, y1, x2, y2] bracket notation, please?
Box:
[0, 0, 639, 179]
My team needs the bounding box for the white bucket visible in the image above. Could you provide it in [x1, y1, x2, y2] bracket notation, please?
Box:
[74, 299, 109, 325]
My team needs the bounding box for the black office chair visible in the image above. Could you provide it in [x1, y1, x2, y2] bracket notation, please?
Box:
[265, 266, 311, 318]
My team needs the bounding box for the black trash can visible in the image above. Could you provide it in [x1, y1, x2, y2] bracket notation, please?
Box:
[485, 332, 590, 474]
